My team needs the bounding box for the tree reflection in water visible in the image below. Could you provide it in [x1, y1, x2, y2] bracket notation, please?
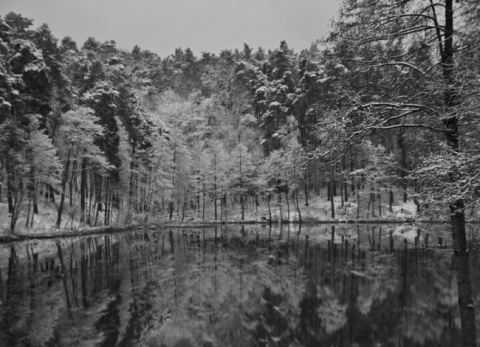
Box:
[0, 224, 477, 346]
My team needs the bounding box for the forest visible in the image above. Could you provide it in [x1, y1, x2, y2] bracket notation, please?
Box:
[2, 1, 480, 346]
[0, 0, 479, 238]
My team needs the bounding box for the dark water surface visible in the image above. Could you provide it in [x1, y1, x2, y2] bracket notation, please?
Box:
[0, 224, 479, 346]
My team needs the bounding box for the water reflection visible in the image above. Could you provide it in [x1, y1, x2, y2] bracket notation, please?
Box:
[0, 224, 477, 346]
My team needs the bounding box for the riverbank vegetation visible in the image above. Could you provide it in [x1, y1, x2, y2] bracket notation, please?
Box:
[1, 0, 480, 238]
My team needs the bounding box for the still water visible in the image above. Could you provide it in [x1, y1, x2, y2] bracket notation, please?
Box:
[0, 224, 478, 346]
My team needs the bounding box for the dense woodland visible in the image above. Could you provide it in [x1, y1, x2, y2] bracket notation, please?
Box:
[2, 2, 480, 345]
[0, 0, 480, 235]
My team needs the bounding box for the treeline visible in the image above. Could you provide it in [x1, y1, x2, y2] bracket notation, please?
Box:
[0, 12, 357, 231]
[1, 0, 480, 233]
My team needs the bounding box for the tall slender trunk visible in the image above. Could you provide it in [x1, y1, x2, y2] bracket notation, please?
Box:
[202, 179, 206, 221]
[267, 193, 272, 224]
[32, 181, 38, 215]
[182, 192, 186, 221]
[327, 175, 331, 202]
[56, 148, 72, 228]
[104, 178, 110, 226]
[356, 182, 360, 219]
[223, 193, 228, 222]
[293, 190, 301, 223]
[69, 160, 76, 207]
[285, 191, 290, 222]
[399, 127, 408, 203]
[80, 159, 87, 223]
[451, 199, 476, 347]
[213, 173, 217, 220]
[371, 190, 375, 217]
[94, 173, 103, 226]
[378, 192, 382, 217]
[170, 144, 177, 220]
[48, 185, 55, 203]
[6, 156, 14, 214]
[0, 165, 3, 203]
[10, 178, 24, 233]
[442, 1, 477, 345]
[330, 166, 335, 219]
[25, 192, 32, 228]
[389, 189, 394, 213]
[340, 176, 344, 208]
[241, 195, 245, 221]
[350, 147, 355, 193]
[303, 167, 309, 207]
[343, 155, 348, 202]
[169, 201, 174, 220]
[29, 166, 38, 215]
[87, 170, 94, 225]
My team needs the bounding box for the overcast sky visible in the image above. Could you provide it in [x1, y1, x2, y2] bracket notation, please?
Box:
[0, 0, 340, 58]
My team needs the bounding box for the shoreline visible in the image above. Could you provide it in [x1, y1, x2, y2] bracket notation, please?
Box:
[0, 217, 463, 243]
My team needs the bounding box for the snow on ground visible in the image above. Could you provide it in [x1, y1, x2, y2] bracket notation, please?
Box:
[0, 186, 464, 237]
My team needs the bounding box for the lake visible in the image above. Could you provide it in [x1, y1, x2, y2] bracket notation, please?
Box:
[0, 223, 478, 346]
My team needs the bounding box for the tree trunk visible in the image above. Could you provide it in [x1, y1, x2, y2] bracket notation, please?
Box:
[241, 195, 245, 221]
[87, 170, 94, 225]
[202, 180, 206, 221]
[343, 155, 348, 202]
[28, 166, 38, 215]
[340, 176, 344, 208]
[56, 149, 71, 228]
[267, 193, 272, 224]
[451, 200, 477, 347]
[32, 181, 38, 215]
[389, 189, 394, 213]
[25, 193, 32, 229]
[285, 191, 290, 222]
[356, 186, 360, 219]
[442, 1, 477, 345]
[366, 192, 372, 219]
[327, 177, 331, 202]
[48, 185, 55, 203]
[169, 201, 174, 220]
[350, 148, 355, 193]
[371, 191, 376, 217]
[69, 160, 76, 207]
[94, 173, 103, 226]
[104, 178, 110, 226]
[10, 178, 24, 233]
[330, 167, 335, 219]
[378, 192, 382, 217]
[0, 167, 3, 203]
[213, 151, 218, 220]
[6, 157, 14, 214]
[398, 127, 408, 203]
[304, 169, 309, 207]
[214, 188, 217, 221]
[297, 191, 302, 223]
[80, 159, 87, 223]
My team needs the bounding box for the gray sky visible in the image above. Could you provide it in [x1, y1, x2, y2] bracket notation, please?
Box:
[0, 0, 340, 58]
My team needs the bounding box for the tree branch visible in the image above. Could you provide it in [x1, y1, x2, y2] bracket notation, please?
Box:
[357, 102, 440, 115]
[360, 62, 426, 75]
[371, 123, 446, 132]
